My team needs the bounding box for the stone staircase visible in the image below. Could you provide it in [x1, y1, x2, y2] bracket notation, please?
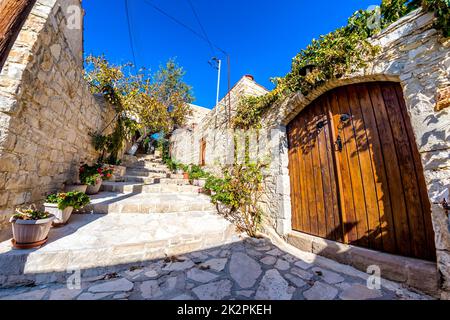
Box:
[0, 154, 240, 288]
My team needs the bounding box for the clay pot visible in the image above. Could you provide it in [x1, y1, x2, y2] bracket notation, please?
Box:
[111, 165, 126, 181]
[86, 179, 102, 195]
[44, 203, 74, 225]
[64, 184, 88, 193]
[183, 172, 189, 180]
[10, 214, 55, 246]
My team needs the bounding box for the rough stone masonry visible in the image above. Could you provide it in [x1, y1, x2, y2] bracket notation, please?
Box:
[169, 9, 450, 298]
[0, 0, 114, 239]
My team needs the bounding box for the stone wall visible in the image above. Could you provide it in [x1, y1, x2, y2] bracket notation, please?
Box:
[0, 0, 114, 238]
[170, 9, 450, 297]
[170, 75, 268, 167]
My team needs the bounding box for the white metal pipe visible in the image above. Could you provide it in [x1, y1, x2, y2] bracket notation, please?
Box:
[216, 59, 221, 107]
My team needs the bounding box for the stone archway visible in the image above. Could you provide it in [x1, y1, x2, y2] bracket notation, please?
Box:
[286, 81, 436, 261]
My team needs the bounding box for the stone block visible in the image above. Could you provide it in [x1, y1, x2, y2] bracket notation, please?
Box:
[405, 259, 440, 297]
[436, 86, 450, 111]
[287, 231, 313, 253]
[311, 237, 352, 265]
[349, 247, 408, 283]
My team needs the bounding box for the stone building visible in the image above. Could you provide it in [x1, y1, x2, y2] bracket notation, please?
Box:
[0, 0, 114, 240]
[169, 10, 450, 298]
[0, 0, 449, 299]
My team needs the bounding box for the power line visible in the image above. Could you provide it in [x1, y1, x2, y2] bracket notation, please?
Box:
[125, 0, 138, 68]
[186, 0, 215, 56]
[143, 0, 228, 56]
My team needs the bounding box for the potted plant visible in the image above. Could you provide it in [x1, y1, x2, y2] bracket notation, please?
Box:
[79, 163, 106, 195]
[64, 182, 88, 193]
[44, 191, 90, 225]
[10, 206, 55, 249]
[188, 165, 209, 187]
[107, 160, 126, 182]
[180, 164, 189, 180]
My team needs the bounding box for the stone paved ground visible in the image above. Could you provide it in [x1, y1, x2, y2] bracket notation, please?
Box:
[0, 237, 432, 300]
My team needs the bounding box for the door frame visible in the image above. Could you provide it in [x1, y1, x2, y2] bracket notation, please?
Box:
[275, 76, 437, 246]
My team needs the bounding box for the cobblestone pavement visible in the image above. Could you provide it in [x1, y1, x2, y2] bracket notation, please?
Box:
[0, 237, 432, 300]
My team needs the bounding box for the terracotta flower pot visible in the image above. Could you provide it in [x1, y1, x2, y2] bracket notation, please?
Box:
[10, 214, 55, 246]
[64, 184, 88, 193]
[86, 179, 102, 195]
[111, 165, 126, 181]
[183, 172, 189, 180]
[44, 203, 74, 225]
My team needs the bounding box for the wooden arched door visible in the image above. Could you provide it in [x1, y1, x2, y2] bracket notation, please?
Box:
[287, 82, 436, 261]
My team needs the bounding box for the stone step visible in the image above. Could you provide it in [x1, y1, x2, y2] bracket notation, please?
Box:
[167, 173, 185, 179]
[128, 161, 166, 167]
[159, 178, 190, 185]
[122, 176, 161, 184]
[0, 212, 239, 287]
[81, 192, 215, 214]
[142, 184, 201, 194]
[101, 182, 144, 193]
[125, 168, 169, 177]
[101, 182, 201, 194]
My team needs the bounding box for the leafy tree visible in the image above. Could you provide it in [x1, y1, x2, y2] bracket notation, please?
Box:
[84, 56, 193, 162]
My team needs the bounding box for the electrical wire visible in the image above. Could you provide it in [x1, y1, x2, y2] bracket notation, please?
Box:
[186, 0, 215, 56]
[125, 0, 138, 68]
[143, 0, 227, 55]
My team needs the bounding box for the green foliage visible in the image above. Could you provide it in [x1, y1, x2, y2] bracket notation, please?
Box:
[187, 165, 210, 180]
[232, 0, 448, 129]
[164, 158, 181, 172]
[423, 0, 450, 37]
[204, 162, 266, 237]
[85, 56, 194, 162]
[78, 163, 113, 185]
[45, 192, 90, 210]
[13, 207, 50, 220]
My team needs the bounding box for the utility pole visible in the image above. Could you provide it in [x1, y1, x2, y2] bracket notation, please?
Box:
[209, 57, 221, 107]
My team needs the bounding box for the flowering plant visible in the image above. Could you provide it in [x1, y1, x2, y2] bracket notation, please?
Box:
[79, 163, 115, 185]
[45, 191, 90, 210]
[79, 163, 102, 186]
[13, 206, 51, 220]
[100, 165, 114, 180]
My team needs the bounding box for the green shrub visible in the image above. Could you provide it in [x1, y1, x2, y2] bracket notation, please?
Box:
[204, 162, 266, 237]
[188, 165, 210, 180]
[45, 192, 91, 210]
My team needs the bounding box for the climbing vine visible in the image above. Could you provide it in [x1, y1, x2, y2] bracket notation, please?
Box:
[233, 0, 449, 129]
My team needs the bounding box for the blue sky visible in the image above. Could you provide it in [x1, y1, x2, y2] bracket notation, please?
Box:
[83, 0, 379, 109]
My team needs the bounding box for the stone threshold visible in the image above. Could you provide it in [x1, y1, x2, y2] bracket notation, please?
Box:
[283, 230, 440, 298]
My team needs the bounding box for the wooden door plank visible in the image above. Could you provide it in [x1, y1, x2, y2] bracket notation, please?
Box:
[394, 85, 436, 260]
[304, 106, 319, 236]
[324, 96, 345, 242]
[311, 100, 328, 238]
[288, 119, 301, 231]
[296, 115, 311, 234]
[370, 84, 412, 257]
[292, 116, 303, 232]
[381, 83, 428, 259]
[336, 87, 370, 247]
[347, 85, 383, 250]
[357, 84, 398, 254]
[328, 90, 359, 243]
[316, 97, 337, 240]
